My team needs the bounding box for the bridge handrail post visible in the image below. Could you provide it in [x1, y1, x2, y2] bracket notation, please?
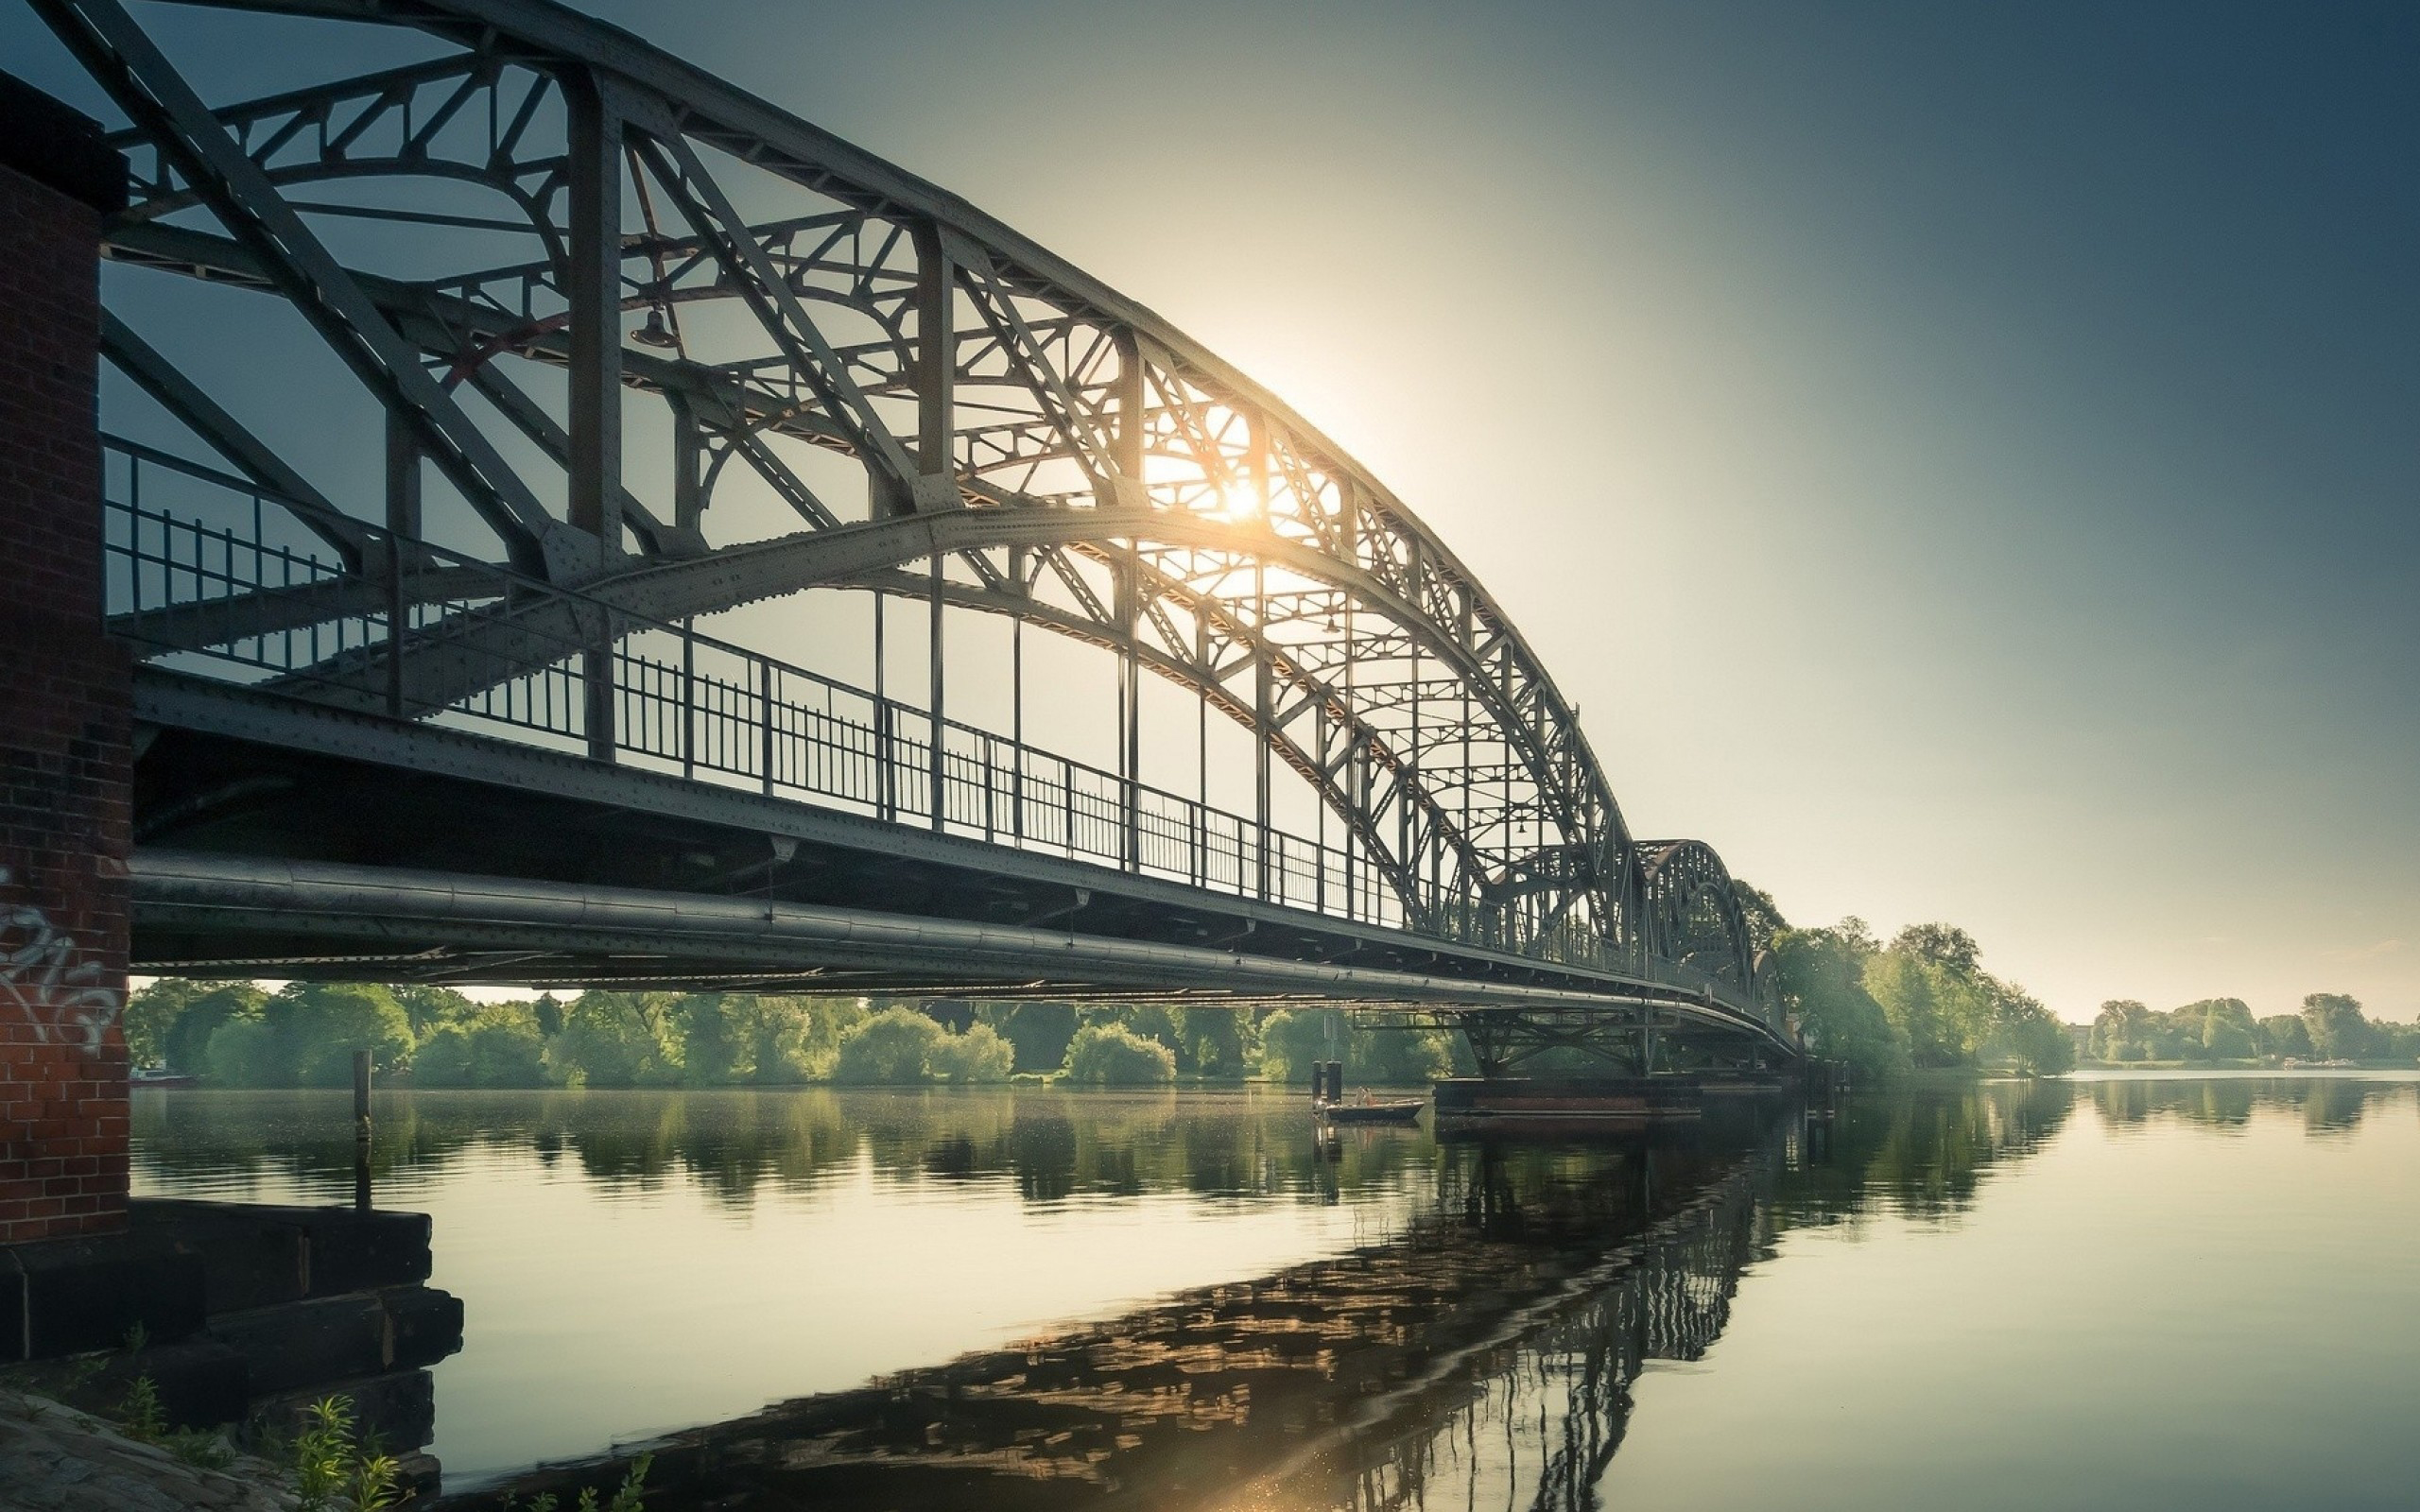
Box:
[1061, 755, 1075, 858]
[680, 622, 695, 782]
[875, 693, 892, 821]
[383, 520, 405, 720]
[758, 658, 775, 796]
[981, 733, 996, 843]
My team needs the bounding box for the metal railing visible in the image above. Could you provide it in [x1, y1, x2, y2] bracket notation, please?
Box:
[101, 437, 1793, 1030]
[105, 438, 1411, 915]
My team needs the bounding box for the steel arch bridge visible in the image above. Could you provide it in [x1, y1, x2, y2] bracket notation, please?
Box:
[30, 0, 1796, 1064]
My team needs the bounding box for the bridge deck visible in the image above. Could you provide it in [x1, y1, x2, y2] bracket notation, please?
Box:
[132, 669, 1794, 1052]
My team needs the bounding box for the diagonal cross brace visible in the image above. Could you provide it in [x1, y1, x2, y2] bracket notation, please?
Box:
[622, 109, 942, 513]
[32, 0, 575, 576]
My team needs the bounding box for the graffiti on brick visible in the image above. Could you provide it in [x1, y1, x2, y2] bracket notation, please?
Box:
[0, 868, 124, 1055]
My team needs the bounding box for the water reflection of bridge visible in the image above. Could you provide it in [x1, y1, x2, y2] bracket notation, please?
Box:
[445, 1118, 1777, 1512]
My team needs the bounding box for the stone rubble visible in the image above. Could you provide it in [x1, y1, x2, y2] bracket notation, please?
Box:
[0, 1390, 296, 1512]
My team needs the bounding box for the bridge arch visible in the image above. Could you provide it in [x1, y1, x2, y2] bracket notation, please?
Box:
[49, 0, 1778, 1038]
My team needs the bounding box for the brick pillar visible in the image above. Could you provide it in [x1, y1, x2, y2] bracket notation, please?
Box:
[0, 75, 133, 1244]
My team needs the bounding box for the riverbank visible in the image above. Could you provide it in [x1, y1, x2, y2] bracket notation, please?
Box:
[2071, 1057, 2420, 1072]
[0, 1390, 292, 1512]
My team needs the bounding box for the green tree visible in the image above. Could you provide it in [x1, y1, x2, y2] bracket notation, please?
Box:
[544, 992, 683, 1087]
[1731, 880, 1789, 954]
[2188, 998, 2257, 1059]
[929, 1022, 1015, 1083]
[1253, 1007, 1342, 1087]
[280, 983, 413, 1085]
[124, 978, 210, 1068]
[203, 1015, 285, 1086]
[1349, 1023, 1456, 1085]
[414, 1003, 546, 1087]
[2257, 1013, 2312, 1058]
[2301, 993, 2376, 1060]
[1863, 952, 1960, 1066]
[1766, 923, 1905, 1078]
[1892, 923, 1981, 975]
[1979, 985, 2076, 1075]
[1170, 1006, 1252, 1079]
[156, 981, 268, 1074]
[677, 992, 741, 1086]
[1062, 1023, 1178, 1085]
[2090, 1001, 2152, 1062]
[977, 1003, 1080, 1073]
[390, 985, 477, 1039]
[726, 995, 861, 1083]
[831, 1006, 947, 1084]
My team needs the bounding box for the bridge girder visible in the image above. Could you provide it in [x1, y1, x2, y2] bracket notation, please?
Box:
[42, 0, 1784, 1042]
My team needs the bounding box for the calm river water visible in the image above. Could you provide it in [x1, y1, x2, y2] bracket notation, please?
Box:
[132, 1073, 2420, 1510]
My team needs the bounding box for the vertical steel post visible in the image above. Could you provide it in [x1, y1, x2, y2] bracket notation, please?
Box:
[382, 409, 418, 720]
[873, 590, 890, 820]
[758, 657, 775, 795]
[929, 553, 945, 831]
[1011, 602, 1025, 840]
[671, 396, 703, 535]
[1194, 601, 1208, 885]
[908, 221, 956, 513]
[1253, 558, 1271, 902]
[351, 1049, 372, 1212]
[681, 617, 695, 781]
[566, 72, 623, 762]
[1116, 541, 1140, 871]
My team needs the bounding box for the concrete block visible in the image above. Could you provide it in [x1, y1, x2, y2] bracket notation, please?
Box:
[0, 1230, 205, 1360]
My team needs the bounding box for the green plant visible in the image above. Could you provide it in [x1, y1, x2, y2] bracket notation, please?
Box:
[166, 1427, 236, 1470]
[120, 1375, 165, 1441]
[590, 1453, 651, 1512]
[291, 1395, 402, 1511]
[498, 1453, 649, 1512]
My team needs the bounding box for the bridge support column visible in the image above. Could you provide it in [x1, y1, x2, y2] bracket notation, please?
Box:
[0, 79, 131, 1245]
[565, 71, 622, 761]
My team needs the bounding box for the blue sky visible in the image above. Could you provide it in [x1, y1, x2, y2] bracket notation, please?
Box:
[10, 0, 2413, 1020]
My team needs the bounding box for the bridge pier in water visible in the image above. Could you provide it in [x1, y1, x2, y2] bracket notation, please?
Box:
[0, 77, 135, 1253]
[0, 86, 462, 1459]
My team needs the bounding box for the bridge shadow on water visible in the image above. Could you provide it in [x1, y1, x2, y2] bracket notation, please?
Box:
[413, 1080, 2081, 1512]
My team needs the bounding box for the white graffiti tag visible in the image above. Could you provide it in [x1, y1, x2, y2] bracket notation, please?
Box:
[0, 868, 125, 1057]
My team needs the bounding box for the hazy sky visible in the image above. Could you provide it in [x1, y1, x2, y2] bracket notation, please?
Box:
[12, 1, 2414, 1021]
[562, 0, 2420, 1022]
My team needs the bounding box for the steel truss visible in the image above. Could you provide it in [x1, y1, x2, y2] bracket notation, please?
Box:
[34, 0, 1789, 1049]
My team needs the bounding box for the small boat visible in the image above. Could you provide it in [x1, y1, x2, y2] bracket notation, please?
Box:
[131, 1068, 199, 1089]
[1316, 1097, 1424, 1125]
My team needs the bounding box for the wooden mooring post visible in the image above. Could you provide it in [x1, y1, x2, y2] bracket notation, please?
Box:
[353, 1049, 373, 1211]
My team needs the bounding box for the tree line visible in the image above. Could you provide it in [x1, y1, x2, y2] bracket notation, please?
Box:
[123, 979, 1465, 1090]
[1746, 892, 2077, 1079]
[2083, 993, 2416, 1065]
[129, 885, 2396, 1090]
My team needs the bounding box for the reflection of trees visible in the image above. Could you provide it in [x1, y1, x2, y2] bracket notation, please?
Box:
[1766, 1078, 2073, 1230]
[152, 1077, 2409, 1511]
[2082, 1076, 2401, 1139]
[134, 1088, 1446, 1214]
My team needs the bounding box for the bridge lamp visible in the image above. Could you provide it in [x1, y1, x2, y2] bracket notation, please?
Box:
[632, 308, 681, 350]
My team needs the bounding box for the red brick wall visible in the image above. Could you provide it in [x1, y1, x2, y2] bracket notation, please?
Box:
[0, 161, 132, 1243]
